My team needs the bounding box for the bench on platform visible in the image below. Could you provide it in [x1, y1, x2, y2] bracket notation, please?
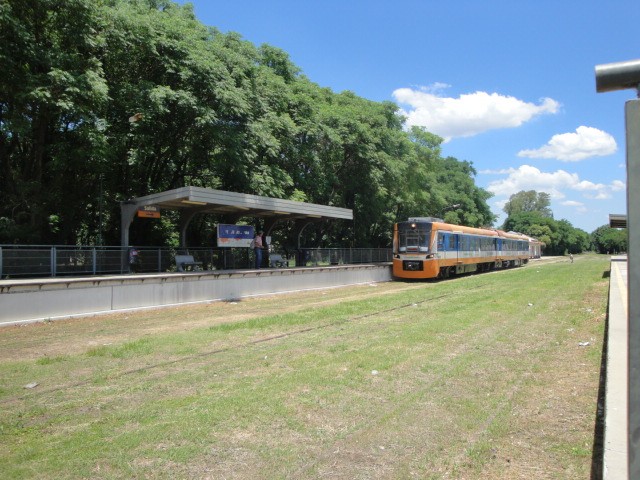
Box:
[269, 254, 288, 268]
[175, 254, 203, 272]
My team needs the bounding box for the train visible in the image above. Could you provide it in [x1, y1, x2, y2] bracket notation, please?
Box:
[392, 217, 541, 280]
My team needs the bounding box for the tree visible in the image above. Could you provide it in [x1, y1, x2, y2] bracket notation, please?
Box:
[554, 219, 590, 255]
[502, 190, 590, 255]
[0, 0, 108, 243]
[504, 212, 589, 255]
[393, 127, 495, 228]
[503, 190, 552, 218]
[591, 225, 627, 254]
[432, 156, 495, 227]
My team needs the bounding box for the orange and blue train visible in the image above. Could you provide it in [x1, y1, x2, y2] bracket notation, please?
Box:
[393, 217, 537, 280]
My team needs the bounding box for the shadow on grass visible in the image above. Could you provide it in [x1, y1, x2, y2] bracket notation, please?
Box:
[590, 309, 608, 480]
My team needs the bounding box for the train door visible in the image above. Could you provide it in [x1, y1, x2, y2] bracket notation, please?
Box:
[453, 234, 460, 262]
[436, 231, 445, 258]
[437, 232, 457, 262]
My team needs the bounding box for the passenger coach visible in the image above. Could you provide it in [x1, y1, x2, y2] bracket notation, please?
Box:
[393, 217, 531, 280]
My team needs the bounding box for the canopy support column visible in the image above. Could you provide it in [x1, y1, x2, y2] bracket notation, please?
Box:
[179, 210, 197, 249]
[120, 201, 138, 247]
[120, 201, 138, 272]
[178, 206, 211, 249]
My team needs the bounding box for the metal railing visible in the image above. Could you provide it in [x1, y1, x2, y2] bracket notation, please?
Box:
[0, 245, 392, 279]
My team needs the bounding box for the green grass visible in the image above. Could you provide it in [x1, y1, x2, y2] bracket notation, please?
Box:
[0, 255, 610, 479]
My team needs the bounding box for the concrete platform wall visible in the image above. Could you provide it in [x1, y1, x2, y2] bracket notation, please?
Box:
[604, 257, 628, 479]
[0, 264, 393, 326]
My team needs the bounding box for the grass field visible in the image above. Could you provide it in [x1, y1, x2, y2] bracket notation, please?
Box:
[0, 255, 609, 479]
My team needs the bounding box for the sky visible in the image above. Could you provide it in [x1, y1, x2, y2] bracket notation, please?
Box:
[178, 0, 639, 233]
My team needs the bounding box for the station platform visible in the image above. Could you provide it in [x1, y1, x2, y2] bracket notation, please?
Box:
[604, 256, 628, 479]
[0, 263, 393, 327]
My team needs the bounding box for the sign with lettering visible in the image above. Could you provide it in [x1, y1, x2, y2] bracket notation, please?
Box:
[217, 224, 254, 248]
[137, 205, 160, 218]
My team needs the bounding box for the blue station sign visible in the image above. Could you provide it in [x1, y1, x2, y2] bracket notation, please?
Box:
[217, 224, 254, 248]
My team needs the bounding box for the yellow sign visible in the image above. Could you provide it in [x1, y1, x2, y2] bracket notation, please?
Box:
[137, 206, 160, 218]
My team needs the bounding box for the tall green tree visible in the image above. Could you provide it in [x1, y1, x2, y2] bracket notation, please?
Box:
[0, 0, 108, 243]
[591, 224, 627, 254]
[394, 127, 495, 228]
[503, 190, 553, 218]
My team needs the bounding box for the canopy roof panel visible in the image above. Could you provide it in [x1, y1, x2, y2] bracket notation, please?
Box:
[121, 187, 353, 247]
[126, 186, 353, 220]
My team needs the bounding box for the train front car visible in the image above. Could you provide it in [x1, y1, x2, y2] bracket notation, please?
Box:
[392, 218, 440, 279]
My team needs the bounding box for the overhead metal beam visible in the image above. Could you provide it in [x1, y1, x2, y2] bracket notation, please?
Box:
[596, 59, 640, 93]
[609, 214, 628, 229]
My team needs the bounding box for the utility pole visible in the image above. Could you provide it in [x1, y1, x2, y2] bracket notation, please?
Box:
[596, 58, 640, 479]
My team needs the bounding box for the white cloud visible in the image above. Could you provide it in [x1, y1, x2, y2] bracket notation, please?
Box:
[392, 84, 560, 141]
[561, 200, 588, 214]
[486, 164, 625, 201]
[517, 126, 617, 161]
[611, 180, 626, 191]
[479, 168, 515, 175]
[561, 200, 584, 207]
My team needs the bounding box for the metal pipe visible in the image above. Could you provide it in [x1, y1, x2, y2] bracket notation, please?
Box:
[595, 59, 640, 94]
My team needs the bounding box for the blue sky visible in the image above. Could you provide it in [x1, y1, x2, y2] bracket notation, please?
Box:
[179, 0, 638, 233]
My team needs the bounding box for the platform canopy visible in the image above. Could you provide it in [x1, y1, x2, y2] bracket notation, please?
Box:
[609, 213, 627, 229]
[121, 186, 353, 247]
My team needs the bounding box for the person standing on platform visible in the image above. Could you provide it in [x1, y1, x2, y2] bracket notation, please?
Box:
[251, 230, 264, 269]
[128, 247, 140, 273]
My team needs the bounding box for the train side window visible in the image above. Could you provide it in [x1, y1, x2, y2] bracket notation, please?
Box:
[438, 232, 445, 251]
[448, 235, 456, 250]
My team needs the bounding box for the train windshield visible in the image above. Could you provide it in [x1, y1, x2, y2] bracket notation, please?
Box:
[397, 222, 432, 253]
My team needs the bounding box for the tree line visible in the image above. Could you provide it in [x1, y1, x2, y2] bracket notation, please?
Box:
[0, 1, 624, 254]
[502, 191, 626, 255]
[0, 0, 495, 248]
